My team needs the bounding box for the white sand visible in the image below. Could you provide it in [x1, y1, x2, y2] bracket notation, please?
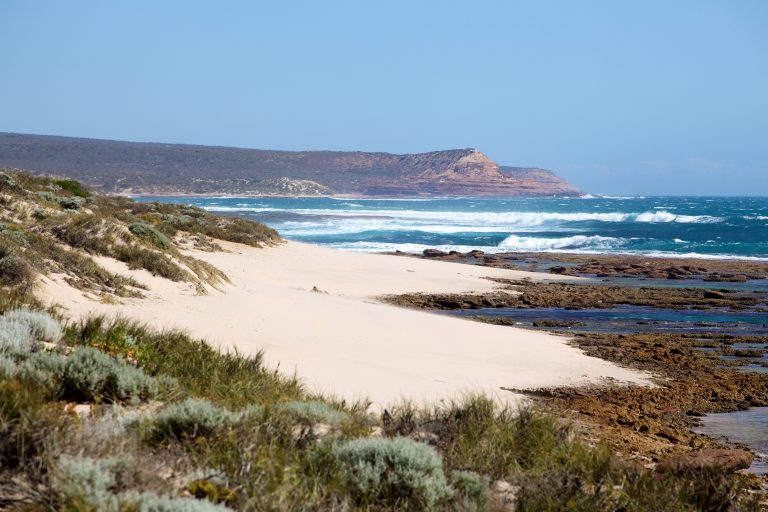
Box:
[40, 241, 652, 408]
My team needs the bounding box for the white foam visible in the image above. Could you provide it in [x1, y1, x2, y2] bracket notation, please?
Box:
[580, 194, 636, 200]
[497, 234, 623, 251]
[635, 211, 720, 223]
[204, 206, 722, 225]
[328, 235, 625, 254]
[327, 242, 768, 261]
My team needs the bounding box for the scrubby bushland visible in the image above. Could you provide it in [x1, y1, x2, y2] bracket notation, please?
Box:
[275, 399, 349, 425]
[52, 455, 126, 511]
[0, 253, 34, 288]
[146, 399, 234, 443]
[0, 301, 761, 509]
[0, 379, 68, 474]
[59, 347, 164, 403]
[53, 455, 234, 511]
[450, 470, 489, 510]
[2, 346, 166, 404]
[0, 308, 166, 403]
[0, 170, 279, 299]
[70, 316, 303, 408]
[53, 178, 90, 198]
[129, 222, 172, 249]
[331, 436, 454, 509]
[0, 308, 63, 352]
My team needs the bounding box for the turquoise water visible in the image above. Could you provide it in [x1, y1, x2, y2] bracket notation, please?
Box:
[136, 196, 768, 259]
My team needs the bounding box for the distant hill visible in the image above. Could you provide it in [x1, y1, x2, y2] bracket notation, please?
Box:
[0, 132, 581, 197]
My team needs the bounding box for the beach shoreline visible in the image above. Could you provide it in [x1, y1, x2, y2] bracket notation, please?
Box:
[378, 252, 768, 476]
[39, 240, 652, 410]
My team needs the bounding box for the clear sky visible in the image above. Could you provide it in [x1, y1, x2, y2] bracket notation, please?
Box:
[1, 1, 766, 195]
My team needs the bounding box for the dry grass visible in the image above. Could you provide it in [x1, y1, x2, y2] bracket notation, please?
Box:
[0, 169, 278, 299]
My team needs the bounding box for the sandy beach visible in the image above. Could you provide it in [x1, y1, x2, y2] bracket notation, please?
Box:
[41, 240, 652, 408]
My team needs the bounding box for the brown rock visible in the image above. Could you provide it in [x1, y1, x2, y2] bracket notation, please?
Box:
[422, 249, 447, 257]
[657, 449, 754, 473]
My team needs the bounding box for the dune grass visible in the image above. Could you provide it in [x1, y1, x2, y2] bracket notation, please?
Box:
[0, 310, 760, 511]
[0, 169, 279, 300]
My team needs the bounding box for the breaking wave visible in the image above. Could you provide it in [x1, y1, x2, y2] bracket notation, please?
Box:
[140, 195, 767, 260]
[497, 234, 624, 251]
[205, 206, 721, 225]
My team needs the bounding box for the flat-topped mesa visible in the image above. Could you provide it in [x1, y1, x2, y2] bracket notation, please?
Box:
[0, 133, 582, 197]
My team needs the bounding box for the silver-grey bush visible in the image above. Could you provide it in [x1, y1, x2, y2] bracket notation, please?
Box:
[331, 436, 454, 508]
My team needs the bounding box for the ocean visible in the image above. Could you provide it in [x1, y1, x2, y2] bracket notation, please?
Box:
[137, 195, 768, 260]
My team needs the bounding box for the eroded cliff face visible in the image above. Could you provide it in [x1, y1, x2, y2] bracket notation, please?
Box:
[0, 133, 582, 197]
[362, 149, 580, 196]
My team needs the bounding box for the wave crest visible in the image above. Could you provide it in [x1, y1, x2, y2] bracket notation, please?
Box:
[204, 206, 721, 225]
[497, 234, 624, 251]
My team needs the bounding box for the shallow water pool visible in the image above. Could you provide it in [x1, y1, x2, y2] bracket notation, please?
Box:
[694, 407, 768, 476]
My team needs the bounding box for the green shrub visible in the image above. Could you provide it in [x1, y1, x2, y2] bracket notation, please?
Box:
[186, 479, 238, 507]
[0, 379, 66, 470]
[0, 254, 34, 287]
[450, 470, 489, 510]
[122, 491, 234, 511]
[0, 227, 28, 247]
[331, 436, 454, 509]
[58, 196, 84, 210]
[50, 214, 112, 252]
[0, 354, 17, 378]
[162, 213, 194, 227]
[18, 351, 66, 394]
[71, 317, 303, 409]
[129, 222, 172, 249]
[36, 190, 58, 203]
[420, 397, 569, 478]
[0, 308, 63, 352]
[52, 455, 126, 511]
[276, 400, 348, 425]
[231, 403, 265, 424]
[0, 172, 22, 193]
[54, 179, 90, 198]
[147, 398, 233, 443]
[61, 347, 159, 403]
[0, 322, 37, 352]
[114, 245, 189, 281]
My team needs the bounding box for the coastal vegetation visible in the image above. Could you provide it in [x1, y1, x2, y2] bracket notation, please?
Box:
[0, 168, 279, 301]
[0, 310, 762, 510]
[0, 172, 763, 510]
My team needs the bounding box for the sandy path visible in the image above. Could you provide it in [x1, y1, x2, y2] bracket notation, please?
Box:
[41, 241, 651, 408]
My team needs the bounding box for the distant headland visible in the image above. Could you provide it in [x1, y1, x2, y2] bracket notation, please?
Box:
[0, 132, 580, 197]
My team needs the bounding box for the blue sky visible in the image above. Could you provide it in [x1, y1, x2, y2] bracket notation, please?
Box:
[1, 1, 766, 195]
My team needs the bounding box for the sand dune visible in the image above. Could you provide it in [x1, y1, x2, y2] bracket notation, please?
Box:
[41, 241, 651, 408]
